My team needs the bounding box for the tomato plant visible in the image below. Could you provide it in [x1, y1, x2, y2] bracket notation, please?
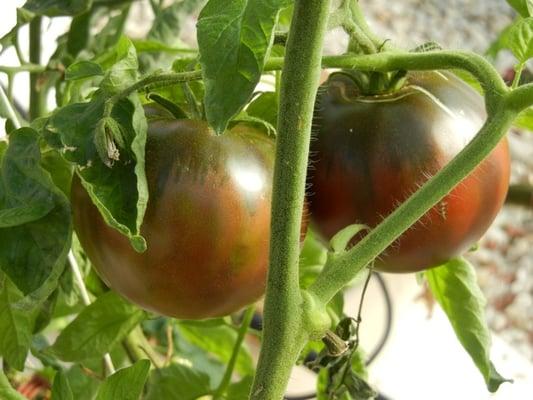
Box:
[310, 71, 511, 272]
[0, 0, 532, 399]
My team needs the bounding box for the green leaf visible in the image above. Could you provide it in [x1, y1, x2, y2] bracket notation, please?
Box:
[0, 370, 25, 400]
[197, 0, 291, 133]
[0, 276, 33, 370]
[514, 107, 533, 130]
[145, 363, 213, 400]
[47, 94, 148, 252]
[51, 371, 74, 400]
[507, 0, 533, 17]
[486, 23, 514, 60]
[140, 0, 206, 72]
[227, 375, 254, 400]
[426, 259, 512, 392]
[66, 61, 104, 81]
[98, 36, 139, 94]
[48, 291, 145, 363]
[505, 17, 533, 63]
[95, 360, 150, 400]
[246, 92, 278, 127]
[64, 365, 100, 400]
[23, 0, 92, 16]
[177, 321, 254, 376]
[0, 128, 71, 302]
[230, 112, 276, 136]
[329, 224, 367, 254]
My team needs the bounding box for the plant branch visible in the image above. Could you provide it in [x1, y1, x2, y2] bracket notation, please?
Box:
[249, 0, 332, 398]
[213, 306, 255, 399]
[0, 64, 47, 75]
[67, 252, 116, 375]
[29, 17, 45, 120]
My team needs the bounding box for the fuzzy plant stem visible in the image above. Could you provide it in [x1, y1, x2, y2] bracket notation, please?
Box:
[29, 17, 45, 120]
[248, 0, 332, 399]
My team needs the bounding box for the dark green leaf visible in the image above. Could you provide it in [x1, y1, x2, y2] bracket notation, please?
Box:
[427, 259, 512, 392]
[505, 17, 533, 63]
[0, 276, 33, 370]
[48, 291, 145, 363]
[0, 128, 71, 302]
[145, 363, 212, 400]
[507, 0, 533, 17]
[47, 94, 148, 252]
[147, 94, 189, 119]
[23, 0, 91, 16]
[66, 61, 104, 81]
[95, 360, 150, 400]
[66, 11, 91, 57]
[0, 370, 25, 400]
[197, 0, 291, 133]
[177, 321, 254, 376]
[64, 365, 100, 400]
[246, 92, 278, 127]
[51, 371, 74, 400]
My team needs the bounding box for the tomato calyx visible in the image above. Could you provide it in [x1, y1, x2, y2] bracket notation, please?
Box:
[329, 69, 407, 97]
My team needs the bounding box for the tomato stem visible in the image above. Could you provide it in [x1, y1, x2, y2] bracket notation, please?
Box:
[213, 306, 255, 399]
[249, 0, 332, 398]
[29, 17, 45, 120]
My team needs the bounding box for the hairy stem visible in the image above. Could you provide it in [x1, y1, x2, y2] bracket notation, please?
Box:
[213, 307, 255, 399]
[68, 252, 116, 375]
[249, 0, 332, 398]
[29, 17, 45, 120]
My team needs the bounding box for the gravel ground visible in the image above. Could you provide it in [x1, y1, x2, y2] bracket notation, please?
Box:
[351, 0, 533, 361]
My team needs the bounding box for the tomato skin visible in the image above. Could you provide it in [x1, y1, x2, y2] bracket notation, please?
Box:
[310, 71, 510, 273]
[72, 117, 276, 319]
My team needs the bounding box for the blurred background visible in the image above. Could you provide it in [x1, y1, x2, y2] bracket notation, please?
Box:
[0, 1, 531, 399]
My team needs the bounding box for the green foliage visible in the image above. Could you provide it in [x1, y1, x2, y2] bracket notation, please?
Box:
[47, 292, 145, 363]
[0, 276, 34, 370]
[197, 0, 291, 133]
[95, 360, 150, 400]
[505, 18, 533, 63]
[46, 37, 149, 252]
[0, 128, 71, 303]
[145, 363, 212, 400]
[177, 320, 254, 376]
[313, 319, 376, 400]
[0, 370, 25, 400]
[507, 0, 533, 17]
[427, 259, 512, 392]
[23, 0, 92, 17]
[51, 371, 74, 400]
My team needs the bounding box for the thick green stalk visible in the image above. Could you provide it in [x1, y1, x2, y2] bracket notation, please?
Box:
[308, 109, 516, 304]
[29, 17, 45, 120]
[267, 51, 508, 113]
[249, 0, 332, 399]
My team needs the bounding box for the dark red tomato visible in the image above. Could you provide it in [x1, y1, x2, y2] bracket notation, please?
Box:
[72, 115, 276, 319]
[310, 71, 510, 273]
